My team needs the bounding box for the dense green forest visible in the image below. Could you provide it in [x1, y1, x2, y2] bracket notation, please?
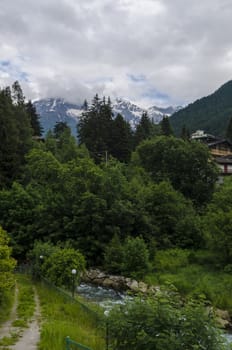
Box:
[170, 80, 232, 137]
[0, 83, 220, 264]
[1, 82, 232, 349]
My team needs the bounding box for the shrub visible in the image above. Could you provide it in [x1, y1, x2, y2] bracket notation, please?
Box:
[107, 291, 225, 350]
[154, 248, 190, 272]
[104, 236, 150, 279]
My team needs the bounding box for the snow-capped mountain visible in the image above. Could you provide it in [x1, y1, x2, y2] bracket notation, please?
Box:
[34, 97, 181, 136]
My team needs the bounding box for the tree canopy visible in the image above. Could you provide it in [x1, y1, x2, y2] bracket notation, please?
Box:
[134, 136, 219, 206]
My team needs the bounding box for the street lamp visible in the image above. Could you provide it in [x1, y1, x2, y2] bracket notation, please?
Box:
[37, 255, 44, 279]
[71, 269, 77, 298]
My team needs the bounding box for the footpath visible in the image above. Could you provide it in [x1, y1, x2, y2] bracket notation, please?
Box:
[0, 286, 41, 350]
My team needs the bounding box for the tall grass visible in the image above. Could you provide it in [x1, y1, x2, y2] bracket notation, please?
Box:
[146, 249, 232, 313]
[0, 290, 15, 326]
[37, 284, 105, 350]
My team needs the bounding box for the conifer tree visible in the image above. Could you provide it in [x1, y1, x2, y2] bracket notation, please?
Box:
[134, 112, 153, 147]
[53, 121, 69, 139]
[82, 99, 88, 111]
[160, 116, 173, 136]
[26, 100, 43, 136]
[78, 95, 114, 162]
[181, 124, 190, 140]
[0, 83, 32, 187]
[111, 113, 133, 162]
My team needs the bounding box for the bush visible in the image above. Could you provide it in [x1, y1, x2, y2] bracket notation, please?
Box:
[154, 248, 190, 272]
[104, 236, 150, 279]
[107, 291, 225, 350]
[42, 247, 86, 288]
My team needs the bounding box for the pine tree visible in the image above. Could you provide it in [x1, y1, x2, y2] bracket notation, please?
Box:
[181, 124, 190, 140]
[78, 95, 114, 162]
[0, 83, 32, 187]
[160, 116, 173, 136]
[53, 121, 69, 139]
[134, 112, 153, 147]
[111, 113, 133, 162]
[26, 100, 43, 136]
[82, 99, 88, 111]
[12, 81, 25, 105]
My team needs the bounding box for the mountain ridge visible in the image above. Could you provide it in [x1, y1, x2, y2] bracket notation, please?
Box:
[170, 80, 232, 137]
[34, 97, 181, 136]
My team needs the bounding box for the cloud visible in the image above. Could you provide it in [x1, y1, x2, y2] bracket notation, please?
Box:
[0, 0, 232, 107]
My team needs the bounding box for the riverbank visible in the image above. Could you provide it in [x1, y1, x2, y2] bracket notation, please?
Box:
[82, 268, 232, 331]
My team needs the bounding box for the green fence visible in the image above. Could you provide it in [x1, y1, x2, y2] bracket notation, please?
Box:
[65, 336, 93, 350]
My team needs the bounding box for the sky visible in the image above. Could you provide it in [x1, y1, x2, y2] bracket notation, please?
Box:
[0, 0, 232, 107]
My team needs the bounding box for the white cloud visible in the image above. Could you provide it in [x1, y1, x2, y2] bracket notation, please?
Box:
[0, 0, 232, 106]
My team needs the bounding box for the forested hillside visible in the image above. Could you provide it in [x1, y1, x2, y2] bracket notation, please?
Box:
[170, 80, 232, 136]
[1, 82, 232, 348]
[0, 84, 219, 264]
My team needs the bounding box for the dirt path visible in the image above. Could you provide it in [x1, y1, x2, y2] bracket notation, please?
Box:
[0, 286, 41, 350]
[11, 289, 41, 350]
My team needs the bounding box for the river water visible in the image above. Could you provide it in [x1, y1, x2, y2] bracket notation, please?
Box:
[77, 282, 129, 313]
[77, 282, 232, 345]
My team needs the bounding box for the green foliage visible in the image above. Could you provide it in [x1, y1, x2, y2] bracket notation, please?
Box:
[26, 100, 43, 136]
[134, 111, 156, 147]
[41, 246, 86, 288]
[202, 177, 232, 265]
[37, 282, 104, 350]
[160, 115, 173, 136]
[170, 80, 232, 136]
[144, 181, 202, 247]
[154, 248, 190, 272]
[78, 94, 114, 162]
[111, 113, 133, 162]
[104, 235, 150, 279]
[0, 83, 33, 188]
[107, 291, 226, 350]
[0, 227, 16, 306]
[134, 136, 218, 206]
[104, 234, 124, 274]
[122, 236, 150, 278]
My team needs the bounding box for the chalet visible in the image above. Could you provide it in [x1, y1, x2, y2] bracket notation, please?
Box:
[207, 139, 232, 157]
[191, 130, 232, 177]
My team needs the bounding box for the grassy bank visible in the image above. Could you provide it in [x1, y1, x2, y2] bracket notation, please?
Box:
[37, 282, 105, 350]
[145, 249, 232, 313]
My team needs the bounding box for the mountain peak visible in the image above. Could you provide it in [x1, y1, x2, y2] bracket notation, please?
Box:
[34, 97, 179, 136]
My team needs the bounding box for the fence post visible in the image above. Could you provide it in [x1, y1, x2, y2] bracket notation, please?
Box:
[106, 318, 109, 350]
[65, 336, 71, 350]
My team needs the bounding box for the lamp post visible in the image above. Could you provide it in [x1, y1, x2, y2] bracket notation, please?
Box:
[38, 255, 43, 279]
[71, 269, 77, 298]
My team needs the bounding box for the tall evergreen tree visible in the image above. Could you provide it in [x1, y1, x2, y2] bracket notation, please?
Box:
[26, 100, 43, 136]
[134, 112, 153, 147]
[78, 95, 114, 162]
[181, 124, 190, 140]
[111, 113, 133, 162]
[82, 99, 88, 111]
[160, 116, 173, 136]
[0, 83, 32, 187]
[53, 121, 69, 138]
[12, 81, 25, 106]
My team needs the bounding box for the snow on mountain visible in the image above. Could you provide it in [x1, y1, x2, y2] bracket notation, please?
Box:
[34, 97, 181, 136]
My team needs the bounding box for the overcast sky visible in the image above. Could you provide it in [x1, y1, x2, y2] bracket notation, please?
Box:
[0, 0, 232, 107]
